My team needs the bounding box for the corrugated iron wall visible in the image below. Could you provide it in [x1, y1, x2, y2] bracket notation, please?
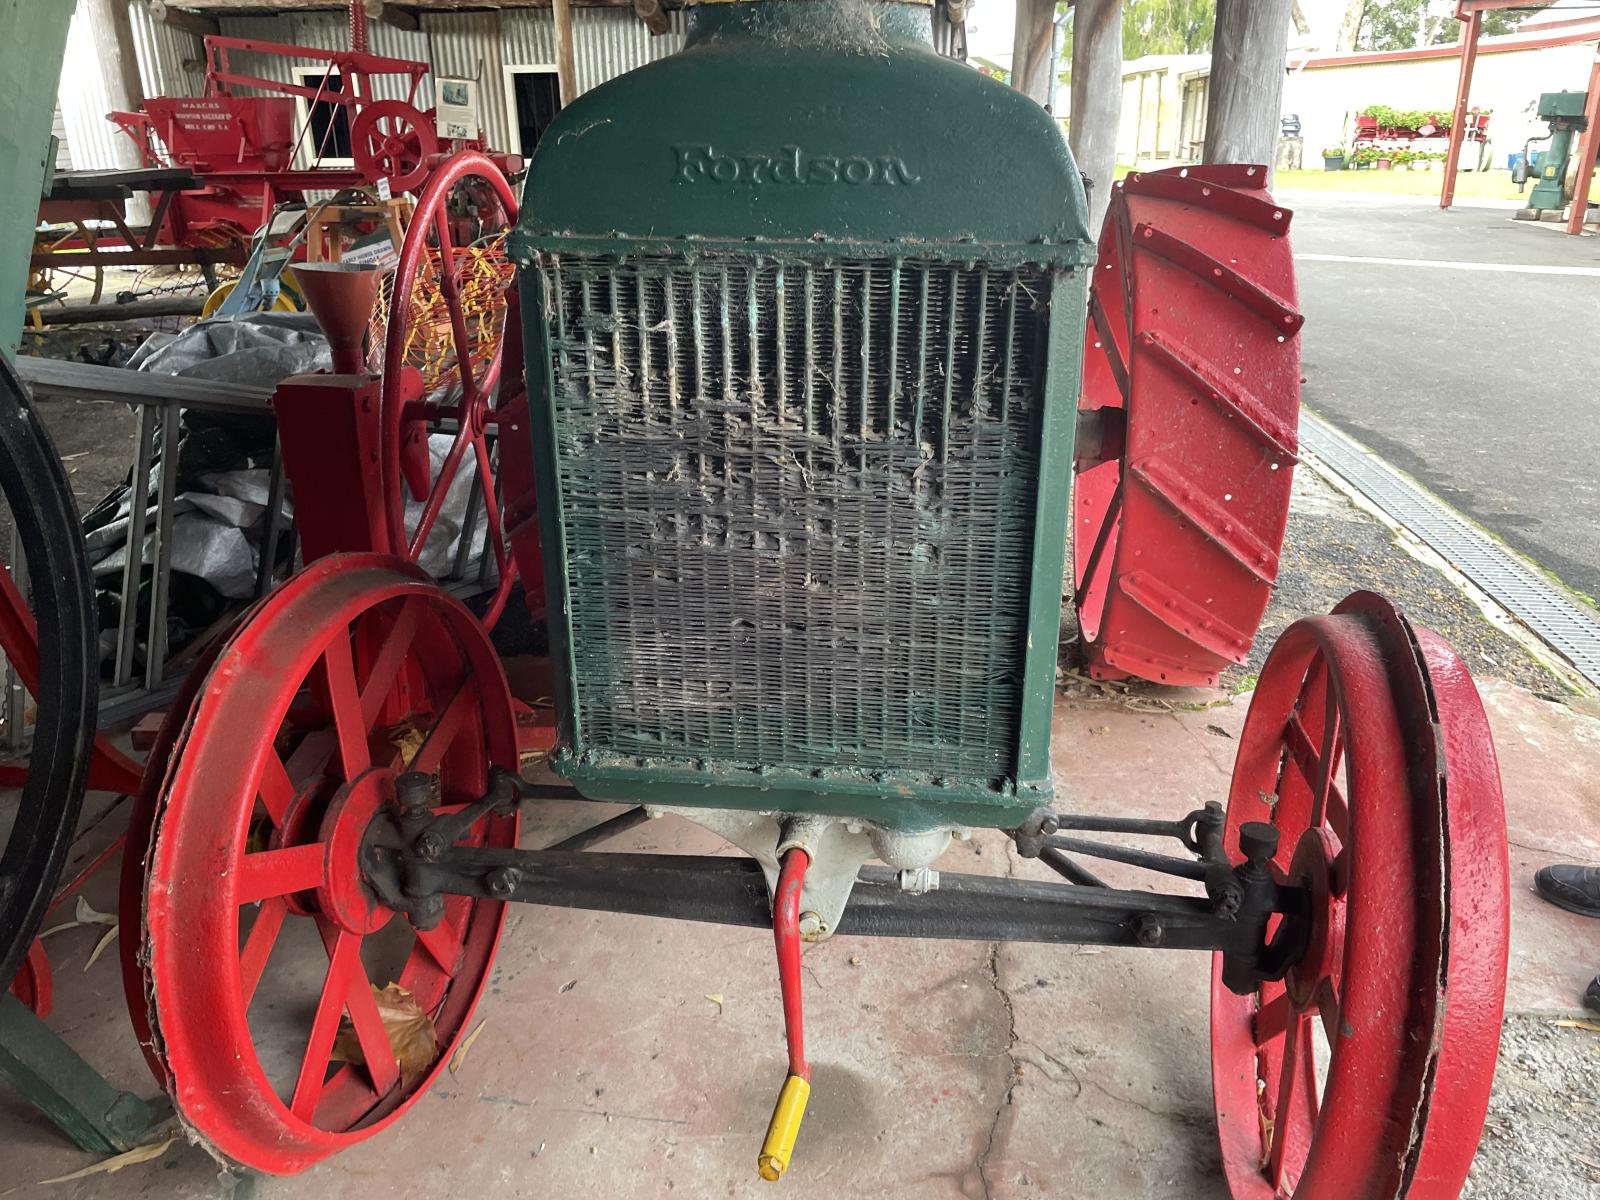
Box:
[212, 12, 431, 106]
[128, 0, 205, 100]
[62, 4, 963, 173]
[423, 10, 511, 153]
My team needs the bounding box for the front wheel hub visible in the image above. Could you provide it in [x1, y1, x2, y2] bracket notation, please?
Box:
[317, 770, 400, 936]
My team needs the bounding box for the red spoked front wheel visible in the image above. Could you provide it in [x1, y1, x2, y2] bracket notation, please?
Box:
[1075, 165, 1301, 687]
[379, 151, 527, 629]
[136, 555, 518, 1173]
[1211, 592, 1509, 1198]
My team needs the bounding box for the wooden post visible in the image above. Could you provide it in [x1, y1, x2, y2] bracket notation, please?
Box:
[632, 0, 671, 36]
[85, 0, 145, 118]
[1070, 0, 1123, 233]
[1011, 0, 1056, 107]
[1440, 9, 1482, 209]
[553, 0, 578, 108]
[148, 1, 219, 38]
[363, 1, 419, 34]
[1202, 0, 1293, 171]
[1564, 46, 1600, 235]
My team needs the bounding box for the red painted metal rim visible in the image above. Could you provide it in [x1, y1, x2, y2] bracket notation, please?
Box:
[379, 150, 522, 628]
[141, 555, 518, 1173]
[1210, 593, 1508, 1198]
[1074, 164, 1300, 688]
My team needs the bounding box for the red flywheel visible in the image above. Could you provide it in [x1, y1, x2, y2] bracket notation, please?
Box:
[1075, 164, 1301, 687]
[1212, 592, 1509, 1198]
[378, 151, 542, 631]
[130, 555, 519, 1173]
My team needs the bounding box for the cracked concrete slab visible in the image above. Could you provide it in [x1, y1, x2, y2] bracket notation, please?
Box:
[6, 663, 1598, 1198]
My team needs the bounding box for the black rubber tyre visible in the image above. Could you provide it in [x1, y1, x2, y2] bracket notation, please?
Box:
[0, 353, 98, 986]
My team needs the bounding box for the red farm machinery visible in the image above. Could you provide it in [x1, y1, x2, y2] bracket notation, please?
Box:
[1, 3, 1510, 1197]
[31, 1, 516, 313]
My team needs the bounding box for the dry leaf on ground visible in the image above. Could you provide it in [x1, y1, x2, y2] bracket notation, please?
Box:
[332, 982, 438, 1086]
[40, 1138, 173, 1184]
[449, 1019, 488, 1074]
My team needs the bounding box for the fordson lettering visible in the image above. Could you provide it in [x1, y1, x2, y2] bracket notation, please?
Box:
[674, 144, 921, 186]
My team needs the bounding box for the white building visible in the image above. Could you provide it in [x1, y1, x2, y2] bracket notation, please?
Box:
[1113, 5, 1600, 169]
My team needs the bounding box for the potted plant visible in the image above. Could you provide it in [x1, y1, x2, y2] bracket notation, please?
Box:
[1350, 145, 1378, 170]
[1377, 151, 1393, 170]
[1322, 145, 1347, 171]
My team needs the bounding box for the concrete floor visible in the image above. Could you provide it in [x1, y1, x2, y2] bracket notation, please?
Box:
[3, 665, 1598, 1200]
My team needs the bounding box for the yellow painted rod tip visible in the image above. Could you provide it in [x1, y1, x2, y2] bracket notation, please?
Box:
[756, 1073, 810, 1182]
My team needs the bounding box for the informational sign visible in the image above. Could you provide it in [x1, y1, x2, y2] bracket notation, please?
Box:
[435, 77, 481, 142]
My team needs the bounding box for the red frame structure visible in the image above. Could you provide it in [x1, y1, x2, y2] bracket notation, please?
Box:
[1442, 0, 1600, 232]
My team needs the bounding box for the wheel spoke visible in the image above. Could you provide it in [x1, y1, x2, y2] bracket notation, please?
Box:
[1315, 977, 1344, 1048]
[258, 722, 336, 827]
[321, 629, 371, 780]
[1284, 710, 1348, 834]
[432, 209, 481, 405]
[239, 897, 287, 1008]
[406, 422, 475, 561]
[340, 963, 401, 1096]
[237, 842, 327, 905]
[408, 679, 478, 776]
[472, 434, 511, 578]
[1088, 288, 1130, 403]
[290, 929, 361, 1120]
[358, 597, 427, 726]
[1267, 1015, 1319, 1190]
[257, 750, 297, 827]
[1308, 681, 1344, 829]
[1073, 479, 1123, 606]
[414, 915, 464, 974]
[1254, 990, 1291, 1045]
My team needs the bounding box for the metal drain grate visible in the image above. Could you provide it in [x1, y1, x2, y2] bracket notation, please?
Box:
[1299, 409, 1600, 688]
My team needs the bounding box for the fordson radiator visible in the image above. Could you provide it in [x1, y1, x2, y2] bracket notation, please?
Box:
[510, 0, 1093, 834]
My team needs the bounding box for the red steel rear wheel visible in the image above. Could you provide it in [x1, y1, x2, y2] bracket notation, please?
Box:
[1211, 591, 1508, 1198]
[379, 151, 533, 630]
[136, 555, 518, 1173]
[1074, 165, 1301, 686]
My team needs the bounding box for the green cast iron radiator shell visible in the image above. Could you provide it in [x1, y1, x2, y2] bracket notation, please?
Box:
[511, 1, 1093, 830]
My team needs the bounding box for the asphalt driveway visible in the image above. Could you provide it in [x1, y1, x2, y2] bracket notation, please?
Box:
[1285, 193, 1600, 600]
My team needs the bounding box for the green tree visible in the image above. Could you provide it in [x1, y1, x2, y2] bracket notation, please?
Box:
[1352, 0, 1428, 50]
[1121, 0, 1215, 57]
[1352, 0, 1552, 50]
[1062, 0, 1215, 84]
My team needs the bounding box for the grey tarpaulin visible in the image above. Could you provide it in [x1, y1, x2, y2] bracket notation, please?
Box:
[88, 313, 486, 672]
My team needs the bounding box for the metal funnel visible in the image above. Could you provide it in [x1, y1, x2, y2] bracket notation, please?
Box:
[288, 262, 383, 375]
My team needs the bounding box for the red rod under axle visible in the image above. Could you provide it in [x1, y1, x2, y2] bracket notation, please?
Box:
[773, 847, 810, 1081]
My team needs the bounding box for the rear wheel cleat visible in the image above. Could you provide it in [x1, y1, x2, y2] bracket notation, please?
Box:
[1074, 165, 1301, 688]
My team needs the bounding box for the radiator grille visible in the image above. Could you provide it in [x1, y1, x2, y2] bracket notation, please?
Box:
[538, 253, 1051, 787]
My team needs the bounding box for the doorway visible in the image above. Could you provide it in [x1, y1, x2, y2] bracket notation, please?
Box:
[504, 67, 561, 157]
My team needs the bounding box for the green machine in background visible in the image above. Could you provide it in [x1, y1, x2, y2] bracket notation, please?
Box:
[0, 0, 73, 351]
[1515, 90, 1590, 219]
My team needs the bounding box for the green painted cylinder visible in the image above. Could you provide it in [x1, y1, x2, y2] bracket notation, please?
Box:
[511, 0, 1093, 830]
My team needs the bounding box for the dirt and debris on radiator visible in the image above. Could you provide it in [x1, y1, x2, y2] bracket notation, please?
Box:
[540, 255, 1051, 783]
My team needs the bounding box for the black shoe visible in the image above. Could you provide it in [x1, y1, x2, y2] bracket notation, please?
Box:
[1587, 975, 1600, 1017]
[1534, 864, 1600, 918]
